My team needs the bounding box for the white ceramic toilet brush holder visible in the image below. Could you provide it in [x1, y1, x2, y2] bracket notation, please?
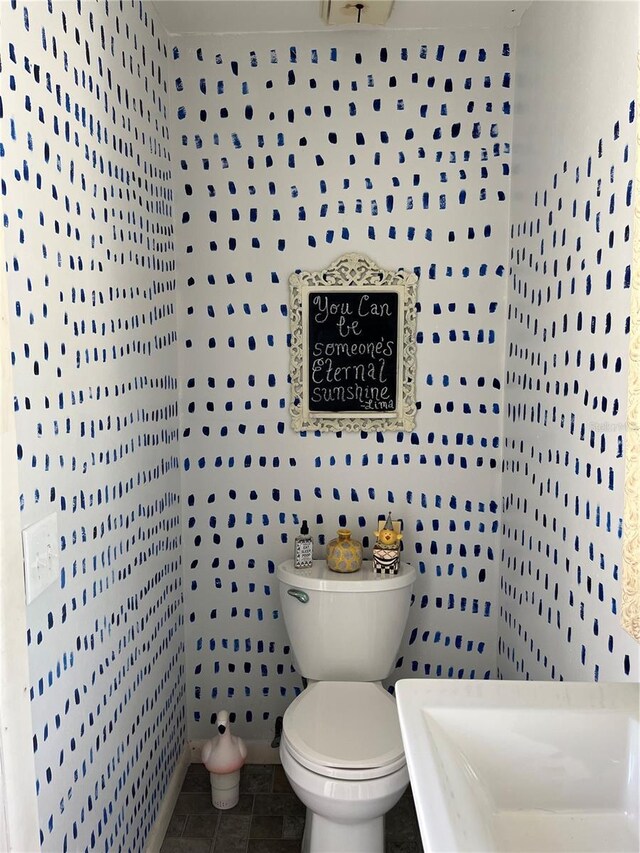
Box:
[209, 768, 241, 809]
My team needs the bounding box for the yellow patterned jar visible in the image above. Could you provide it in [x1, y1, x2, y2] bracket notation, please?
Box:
[327, 529, 363, 573]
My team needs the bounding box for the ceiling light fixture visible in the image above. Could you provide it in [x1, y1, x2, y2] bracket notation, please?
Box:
[320, 1, 395, 27]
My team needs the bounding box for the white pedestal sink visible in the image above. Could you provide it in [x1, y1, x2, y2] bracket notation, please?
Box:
[395, 679, 639, 853]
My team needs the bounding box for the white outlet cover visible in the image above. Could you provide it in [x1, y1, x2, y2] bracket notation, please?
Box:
[22, 513, 60, 605]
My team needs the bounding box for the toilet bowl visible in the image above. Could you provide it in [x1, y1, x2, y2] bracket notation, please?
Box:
[280, 681, 409, 853]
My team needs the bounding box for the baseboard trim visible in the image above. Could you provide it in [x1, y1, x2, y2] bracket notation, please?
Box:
[144, 743, 191, 853]
[189, 738, 281, 765]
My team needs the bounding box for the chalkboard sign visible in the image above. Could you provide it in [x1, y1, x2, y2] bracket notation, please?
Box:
[308, 290, 399, 413]
[289, 253, 419, 432]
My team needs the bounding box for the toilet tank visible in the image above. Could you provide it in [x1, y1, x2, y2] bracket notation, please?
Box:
[277, 560, 416, 681]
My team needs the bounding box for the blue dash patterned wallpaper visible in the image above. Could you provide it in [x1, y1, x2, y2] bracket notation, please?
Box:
[500, 1, 640, 682]
[3, 1, 637, 847]
[171, 30, 514, 741]
[1, 1, 184, 851]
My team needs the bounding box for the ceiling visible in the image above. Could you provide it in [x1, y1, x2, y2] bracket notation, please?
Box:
[151, 0, 532, 35]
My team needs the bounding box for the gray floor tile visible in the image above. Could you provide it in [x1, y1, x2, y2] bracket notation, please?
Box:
[160, 838, 212, 853]
[386, 839, 424, 853]
[282, 814, 305, 839]
[174, 793, 219, 816]
[165, 813, 188, 838]
[183, 813, 220, 838]
[272, 764, 293, 793]
[386, 807, 420, 841]
[253, 792, 305, 817]
[212, 813, 251, 853]
[247, 840, 302, 853]
[249, 814, 283, 838]
[182, 764, 211, 793]
[216, 813, 251, 842]
[212, 837, 247, 853]
[217, 793, 255, 815]
[240, 764, 275, 793]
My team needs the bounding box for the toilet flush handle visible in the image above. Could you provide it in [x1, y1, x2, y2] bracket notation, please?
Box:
[287, 588, 309, 604]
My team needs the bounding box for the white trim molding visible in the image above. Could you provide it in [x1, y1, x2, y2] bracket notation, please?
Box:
[144, 745, 191, 853]
[622, 51, 640, 644]
[0, 158, 40, 852]
[189, 739, 281, 766]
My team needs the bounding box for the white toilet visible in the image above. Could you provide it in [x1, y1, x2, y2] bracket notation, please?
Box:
[277, 558, 416, 853]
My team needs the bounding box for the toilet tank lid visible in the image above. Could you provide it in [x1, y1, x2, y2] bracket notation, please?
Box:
[277, 559, 416, 592]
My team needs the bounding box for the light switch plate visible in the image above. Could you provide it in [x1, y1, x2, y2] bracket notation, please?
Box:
[22, 513, 60, 605]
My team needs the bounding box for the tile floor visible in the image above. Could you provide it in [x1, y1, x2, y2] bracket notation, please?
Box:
[160, 763, 424, 853]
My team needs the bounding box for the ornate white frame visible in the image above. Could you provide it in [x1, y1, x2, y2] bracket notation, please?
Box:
[289, 253, 419, 432]
[622, 57, 640, 643]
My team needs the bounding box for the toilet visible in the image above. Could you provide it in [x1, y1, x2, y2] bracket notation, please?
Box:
[277, 558, 416, 853]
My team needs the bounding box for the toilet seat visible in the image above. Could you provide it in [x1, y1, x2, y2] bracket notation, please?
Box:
[282, 682, 406, 780]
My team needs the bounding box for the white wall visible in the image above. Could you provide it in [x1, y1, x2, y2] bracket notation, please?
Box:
[0, 2, 185, 849]
[501, 1, 640, 681]
[171, 28, 515, 741]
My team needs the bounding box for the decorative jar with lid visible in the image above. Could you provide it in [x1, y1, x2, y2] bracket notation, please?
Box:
[327, 529, 363, 573]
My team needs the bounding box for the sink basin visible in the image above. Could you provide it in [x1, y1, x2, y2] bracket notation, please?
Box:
[395, 679, 639, 852]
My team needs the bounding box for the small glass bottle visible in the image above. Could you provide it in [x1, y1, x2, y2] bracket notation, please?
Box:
[294, 520, 313, 569]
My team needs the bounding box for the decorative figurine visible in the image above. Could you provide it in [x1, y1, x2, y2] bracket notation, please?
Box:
[201, 709, 247, 809]
[373, 514, 402, 574]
